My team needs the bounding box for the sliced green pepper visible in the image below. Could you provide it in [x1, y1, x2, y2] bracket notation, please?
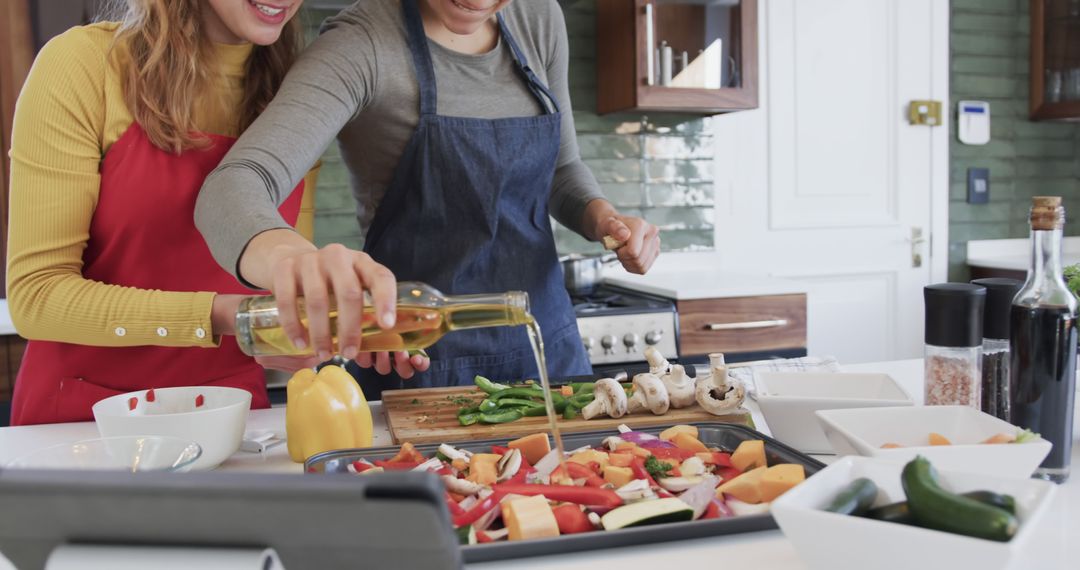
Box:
[407, 348, 430, 359]
[479, 409, 523, 424]
[490, 387, 545, 401]
[563, 403, 581, 420]
[478, 399, 499, 413]
[457, 405, 481, 417]
[474, 375, 509, 395]
[458, 413, 480, 426]
[570, 393, 595, 407]
[496, 398, 545, 410]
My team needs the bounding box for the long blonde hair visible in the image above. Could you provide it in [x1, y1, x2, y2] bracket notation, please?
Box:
[105, 0, 302, 154]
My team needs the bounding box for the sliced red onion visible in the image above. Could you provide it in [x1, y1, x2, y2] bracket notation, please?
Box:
[678, 475, 719, 519]
[532, 448, 562, 478]
[639, 439, 676, 449]
[617, 424, 633, 434]
[484, 528, 510, 541]
[412, 458, 445, 472]
[473, 502, 503, 531]
[459, 495, 479, 511]
[619, 431, 662, 445]
[712, 497, 734, 518]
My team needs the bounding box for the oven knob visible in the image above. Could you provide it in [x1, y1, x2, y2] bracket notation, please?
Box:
[600, 335, 616, 355]
[582, 336, 595, 352]
[645, 330, 663, 346]
[622, 333, 639, 352]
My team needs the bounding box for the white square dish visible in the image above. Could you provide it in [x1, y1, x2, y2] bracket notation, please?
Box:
[771, 456, 1057, 570]
[815, 405, 1053, 478]
[755, 372, 913, 454]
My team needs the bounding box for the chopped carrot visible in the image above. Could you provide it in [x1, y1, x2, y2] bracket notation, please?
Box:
[560, 385, 574, 397]
[880, 443, 903, 449]
[982, 433, 1016, 444]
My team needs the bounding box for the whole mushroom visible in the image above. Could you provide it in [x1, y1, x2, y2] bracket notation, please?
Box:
[659, 364, 695, 408]
[627, 373, 670, 415]
[644, 346, 673, 376]
[695, 352, 746, 415]
[582, 377, 629, 420]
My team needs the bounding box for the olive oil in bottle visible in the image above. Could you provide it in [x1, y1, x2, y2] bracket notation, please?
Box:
[235, 282, 532, 356]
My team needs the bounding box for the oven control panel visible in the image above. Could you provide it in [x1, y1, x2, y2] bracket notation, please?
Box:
[576, 313, 678, 366]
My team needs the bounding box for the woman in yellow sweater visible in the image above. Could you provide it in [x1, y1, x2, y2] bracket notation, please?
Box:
[6, 0, 315, 425]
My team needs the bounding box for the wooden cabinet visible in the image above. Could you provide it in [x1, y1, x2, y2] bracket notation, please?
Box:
[677, 294, 806, 357]
[0, 335, 26, 426]
[596, 0, 758, 115]
[1030, 0, 1080, 120]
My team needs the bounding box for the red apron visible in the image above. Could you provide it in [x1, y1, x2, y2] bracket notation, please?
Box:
[10, 124, 304, 426]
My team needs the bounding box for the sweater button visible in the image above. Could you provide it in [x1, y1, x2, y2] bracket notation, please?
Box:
[156, 327, 168, 337]
[114, 327, 127, 337]
[195, 327, 207, 339]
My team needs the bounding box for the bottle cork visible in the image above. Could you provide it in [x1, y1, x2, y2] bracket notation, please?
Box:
[1030, 196, 1065, 231]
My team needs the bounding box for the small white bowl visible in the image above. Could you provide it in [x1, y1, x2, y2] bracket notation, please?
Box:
[755, 372, 913, 454]
[772, 456, 1057, 570]
[6, 436, 202, 472]
[92, 386, 251, 470]
[815, 406, 1053, 478]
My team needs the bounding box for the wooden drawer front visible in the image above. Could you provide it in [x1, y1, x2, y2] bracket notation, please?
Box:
[677, 294, 807, 356]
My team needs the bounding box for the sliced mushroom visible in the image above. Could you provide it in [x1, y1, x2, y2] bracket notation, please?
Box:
[695, 353, 746, 415]
[438, 443, 468, 462]
[627, 373, 670, 415]
[496, 448, 522, 482]
[442, 475, 485, 496]
[582, 377, 629, 420]
[615, 479, 655, 502]
[679, 456, 706, 477]
[644, 346, 673, 376]
[660, 364, 695, 409]
[601, 436, 626, 451]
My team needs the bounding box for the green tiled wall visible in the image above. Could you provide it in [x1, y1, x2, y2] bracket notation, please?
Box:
[949, 0, 1080, 280]
[303, 1, 715, 255]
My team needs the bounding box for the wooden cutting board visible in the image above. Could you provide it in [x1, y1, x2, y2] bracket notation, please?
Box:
[380, 385, 752, 445]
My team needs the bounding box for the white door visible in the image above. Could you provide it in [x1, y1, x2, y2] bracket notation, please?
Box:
[710, 0, 949, 364]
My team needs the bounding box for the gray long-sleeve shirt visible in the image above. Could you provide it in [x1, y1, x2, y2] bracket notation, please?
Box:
[195, 0, 603, 281]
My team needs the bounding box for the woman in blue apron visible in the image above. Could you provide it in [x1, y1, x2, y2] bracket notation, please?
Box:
[195, 0, 661, 397]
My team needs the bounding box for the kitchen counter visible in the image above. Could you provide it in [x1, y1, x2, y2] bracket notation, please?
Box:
[603, 268, 807, 300]
[967, 237, 1080, 272]
[0, 359, 1077, 569]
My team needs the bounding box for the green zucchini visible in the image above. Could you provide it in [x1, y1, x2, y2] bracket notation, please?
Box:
[600, 498, 694, 530]
[824, 477, 878, 516]
[455, 525, 477, 545]
[901, 456, 1018, 542]
[865, 490, 1018, 525]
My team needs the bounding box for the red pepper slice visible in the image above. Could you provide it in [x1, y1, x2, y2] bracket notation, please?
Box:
[452, 490, 506, 528]
[701, 500, 721, 520]
[705, 452, 734, 468]
[145, 388, 156, 403]
[552, 504, 594, 534]
[491, 484, 622, 509]
[630, 457, 659, 486]
[372, 460, 422, 470]
[350, 460, 374, 473]
[127, 397, 138, 411]
[717, 466, 743, 482]
[564, 462, 606, 488]
[476, 530, 493, 543]
[649, 448, 695, 461]
[194, 394, 205, 408]
[444, 492, 466, 517]
[491, 445, 510, 455]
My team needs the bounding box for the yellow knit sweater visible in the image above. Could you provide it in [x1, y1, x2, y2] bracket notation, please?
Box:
[7, 22, 318, 348]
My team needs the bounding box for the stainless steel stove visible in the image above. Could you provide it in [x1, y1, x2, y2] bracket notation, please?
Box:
[571, 285, 679, 372]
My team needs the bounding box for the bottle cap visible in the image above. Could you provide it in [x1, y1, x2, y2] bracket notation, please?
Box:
[924, 283, 985, 348]
[1030, 196, 1065, 231]
[971, 278, 1022, 340]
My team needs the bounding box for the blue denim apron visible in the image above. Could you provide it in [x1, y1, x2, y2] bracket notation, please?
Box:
[349, 0, 592, 399]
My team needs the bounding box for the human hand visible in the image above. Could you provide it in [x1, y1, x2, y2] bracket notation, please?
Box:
[354, 351, 432, 380]
[266, 242, 398, 362]
[593, 213, 660, 275]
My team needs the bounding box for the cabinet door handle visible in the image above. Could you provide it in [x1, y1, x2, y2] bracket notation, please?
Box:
[644, 3, 655, 86]
[705, 319, 789, 331]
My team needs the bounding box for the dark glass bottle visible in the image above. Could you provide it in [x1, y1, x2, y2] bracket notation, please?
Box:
[1009, 196, 1077, 483]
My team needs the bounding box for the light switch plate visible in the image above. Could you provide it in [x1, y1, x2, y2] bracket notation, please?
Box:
[967, 168, 990, 204]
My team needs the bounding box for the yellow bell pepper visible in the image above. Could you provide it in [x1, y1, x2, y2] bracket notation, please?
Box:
[286, 365, 373, 462]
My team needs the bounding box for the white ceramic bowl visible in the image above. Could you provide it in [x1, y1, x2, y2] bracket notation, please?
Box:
[6, 436, 202, 472]
[755, 372, 913, 454]
[815, 405, 1053, 478]
[92, 386, 251, 470]
[771, 456, 1057, 570]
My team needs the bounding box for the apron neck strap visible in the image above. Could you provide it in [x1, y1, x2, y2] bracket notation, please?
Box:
[401, 0, 561, 117]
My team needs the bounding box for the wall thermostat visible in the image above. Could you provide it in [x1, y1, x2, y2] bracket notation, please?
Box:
[958, 100, 990, 145]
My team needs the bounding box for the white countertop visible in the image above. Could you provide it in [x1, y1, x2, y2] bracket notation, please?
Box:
[0, 359, 1076, 569]
[967, 237, 1080, 272]
[603, 268, 808, 300]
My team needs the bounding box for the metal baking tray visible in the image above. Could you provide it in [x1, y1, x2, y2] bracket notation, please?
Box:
[306, 422, 825, 563]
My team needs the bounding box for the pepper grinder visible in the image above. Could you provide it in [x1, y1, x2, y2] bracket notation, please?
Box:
[971, 277, 1021, 421]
